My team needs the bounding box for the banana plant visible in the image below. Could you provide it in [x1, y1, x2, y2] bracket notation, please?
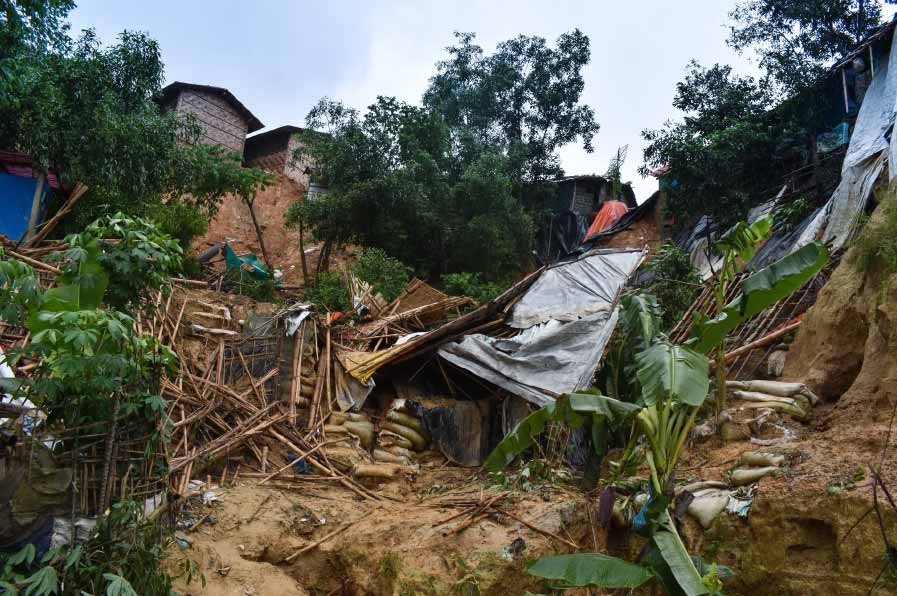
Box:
[703, 215, 771, 419]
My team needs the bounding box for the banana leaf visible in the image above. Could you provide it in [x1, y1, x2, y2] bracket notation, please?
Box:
[692, 241, 828, 353]
[618, 293, 662, 350]
[635, 341, 710, 407]
[483, 393, 640, 472]
[527, 553, 654, 589]
[652, 530, 709, 596]
[714, 215, 772, 262]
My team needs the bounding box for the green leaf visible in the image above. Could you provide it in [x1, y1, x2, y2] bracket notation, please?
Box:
[715, 215, 772, 263]
[103, 573, 138, 596]
[8, 544, 36, 567]
[64, 546, 82, 571]
[568, 393, 641, 421]
[618, 293, 662, 350]
[652, 528, 709, 596]
[483, 394, 639, 472]
[527, 553, 654, 589]
[692, 242, 828, 353]
[635, 341, 710, 407]
[20, 566, 58, 596]
[0, 579, 20, 595]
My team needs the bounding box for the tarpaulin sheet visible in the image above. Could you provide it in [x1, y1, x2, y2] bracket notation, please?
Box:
[584, 200, 629, 239]
[825, 30, 897, 249]
[0, 172, 48, 241]
[224, 242, 269, 280]
[537, 210, 589, 263]
[438, 248, 642, 407]
[439, 309, 619, 407]
[748, 205, 827, 270]
[508, 249, 643, 329]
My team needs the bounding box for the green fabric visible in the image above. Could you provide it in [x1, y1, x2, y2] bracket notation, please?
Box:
[224, 242, 269, 281]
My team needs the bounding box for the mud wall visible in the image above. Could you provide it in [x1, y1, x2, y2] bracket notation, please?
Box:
[783, 198, 897, 421]
[195, 174, 308, 283]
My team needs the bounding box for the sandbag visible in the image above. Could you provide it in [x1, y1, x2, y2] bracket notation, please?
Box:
[381, 421, 427, 451]
[329, 412, 348, 425]
[730, 466, 778, 486]
[384, 444, 415, 460]
[740, 401, 807, 421]
[352, 463, 402, 479]
[737, 451, 785, 467]
[378, 430, 414, 451]
[343, 420, 374, 449]
[687, 489, 730, 529]
[385, 410, 427, 437]
[678, 480, 728, 495]
[324, 424, 348, 434]
[732, 390, 810, 413]
[373, 449, 412, 465]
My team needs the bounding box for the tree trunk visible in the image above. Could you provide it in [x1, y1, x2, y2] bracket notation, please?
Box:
[315, 238, 332, 279]
[244, 198, 273, 273]
[298, 215, 309, 285]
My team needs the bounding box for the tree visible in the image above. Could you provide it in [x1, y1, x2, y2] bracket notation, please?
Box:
[728, 0, 890, 97]
[640, 62, 776, 227]
[294, 30, 597, 281]
[423, 30, 600, 182]
[0, 0, 73, 62]
[291, 96, 532, 280]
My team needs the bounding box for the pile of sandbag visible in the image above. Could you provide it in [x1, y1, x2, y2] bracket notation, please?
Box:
[720, 380, 819, 441]
[373, 400, 430, 466]
[728, 450, 785, 486]
[323, 411, 374, 471]
[682, 450, 786, 529]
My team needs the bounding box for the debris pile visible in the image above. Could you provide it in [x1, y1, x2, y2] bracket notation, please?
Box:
[719, 379, 820, 443]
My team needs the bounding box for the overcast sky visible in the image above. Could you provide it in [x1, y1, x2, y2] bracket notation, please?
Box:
[65, 1, 838, 201]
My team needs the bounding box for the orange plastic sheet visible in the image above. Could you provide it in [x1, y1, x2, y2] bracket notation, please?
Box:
[585, 200, 630, 239]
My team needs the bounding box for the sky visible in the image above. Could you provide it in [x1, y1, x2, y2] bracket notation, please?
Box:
[66, 1, 800, 202]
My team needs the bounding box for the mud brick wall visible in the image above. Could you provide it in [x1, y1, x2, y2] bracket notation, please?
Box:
[174, 88, 250, 153]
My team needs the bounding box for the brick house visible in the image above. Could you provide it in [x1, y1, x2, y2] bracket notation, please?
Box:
[243, 125, 313, 187]
[158, 82, 264, 153]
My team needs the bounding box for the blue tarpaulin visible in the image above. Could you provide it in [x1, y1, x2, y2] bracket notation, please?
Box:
[0, 172, 49, 241]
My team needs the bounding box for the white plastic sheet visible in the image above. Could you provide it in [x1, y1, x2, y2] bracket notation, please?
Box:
[825, 31, 897, 249]
[508, 249, 642, 328]
[439, 248, 642, 407]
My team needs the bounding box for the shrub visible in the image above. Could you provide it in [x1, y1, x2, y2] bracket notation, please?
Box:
[645, 243, 701, 330]
[55, 213, 183, 313]
[442, 272, 507, 305]
[154, 199, 209, 250]
[353, 247, 410, 302]
[305, 271, 350, 312]
[772, 197, 813, 234]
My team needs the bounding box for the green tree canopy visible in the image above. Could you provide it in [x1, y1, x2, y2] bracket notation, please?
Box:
[423, 30, 599, 182]
[729, 0, 890, 96]
[294, 30, 599, 280]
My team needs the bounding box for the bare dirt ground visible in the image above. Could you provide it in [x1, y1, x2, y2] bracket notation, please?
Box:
[168, 468, 588, 596]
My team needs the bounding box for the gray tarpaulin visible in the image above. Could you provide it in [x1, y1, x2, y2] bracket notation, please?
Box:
[825, 31, 897, 249]
[439, 249, 642, 407]
[508, 249, 643, 328]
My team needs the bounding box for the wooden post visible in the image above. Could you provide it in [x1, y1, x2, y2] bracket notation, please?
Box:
[25, 172, 46, 243]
